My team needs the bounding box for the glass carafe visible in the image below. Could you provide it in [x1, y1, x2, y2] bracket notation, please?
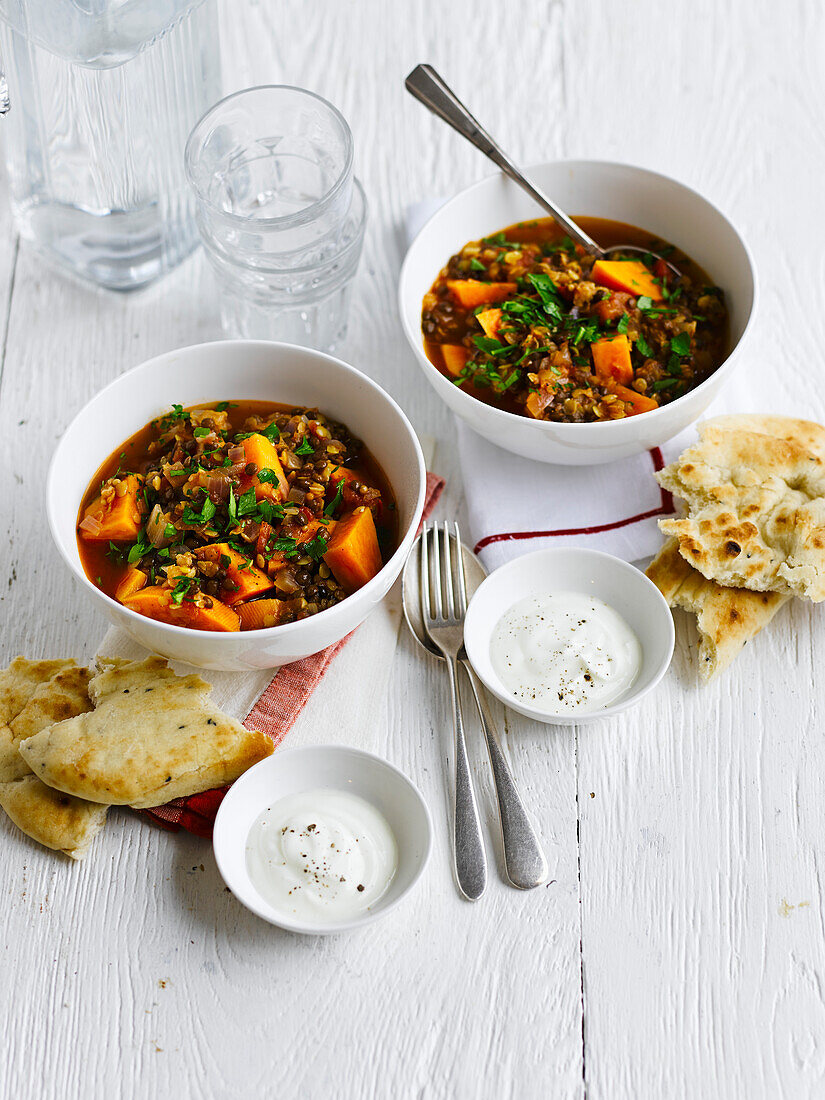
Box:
[0, 0, 221, 290]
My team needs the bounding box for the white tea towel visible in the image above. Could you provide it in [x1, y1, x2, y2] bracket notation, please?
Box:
[456, 417, 714, 572]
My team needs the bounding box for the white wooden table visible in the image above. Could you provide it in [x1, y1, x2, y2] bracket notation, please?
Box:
[2, 2, 824, 1096]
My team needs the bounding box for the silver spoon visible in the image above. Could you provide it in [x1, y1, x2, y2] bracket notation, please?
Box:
[402, 528, 548, 891]
[405, 64, 680, 277]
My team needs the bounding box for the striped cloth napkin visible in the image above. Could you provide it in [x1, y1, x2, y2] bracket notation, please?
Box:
[97, 472, 444, 838]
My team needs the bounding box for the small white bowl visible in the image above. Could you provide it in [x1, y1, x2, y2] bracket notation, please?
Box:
[463, 548, 674, 725]
[46, 340, 426, 671]
[213, 746, 432, 934]
[399, 159, 757, 465]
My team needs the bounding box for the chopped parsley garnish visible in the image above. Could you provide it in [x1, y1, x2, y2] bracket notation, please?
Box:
[294, 437, 315, 456]
[324, 481, 344, 516]
[270, 537, 298, 553]
[236, 487, 258, 517]
[192, 426, 210, 439]
[469, 257, 486, 272]
[257, 500, 285, 525]
[256, 468, 280, 484]
[635, 334, 654, 359]
[669, 332, 692, 357]
[526, 272, 563, 323]
[262, 421, 280, 442]
[182, 496, 216, 526]
[106, 541, 125, 564]
[481, 231, 518, 248]
[127, 535, 151, 565]
[473, 334, 507, 356]
[170, 577, 195, 605]
[303, 533, 330, 561]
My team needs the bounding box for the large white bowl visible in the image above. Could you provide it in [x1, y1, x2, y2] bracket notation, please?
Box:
[399, 159, 757, 465]
[47, 341, 426, 671]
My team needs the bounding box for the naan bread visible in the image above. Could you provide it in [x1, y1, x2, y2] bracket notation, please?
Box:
[657, 415, 825, 600]
[0, 777, 107, 860]
[0, 657, 76, 782]
[0, 657, 76, 725]
[646, 538, 789, 679]
[0, 664, 108, 859]
[18, 656, 273, 809]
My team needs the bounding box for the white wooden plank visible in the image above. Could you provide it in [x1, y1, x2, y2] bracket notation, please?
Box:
[563, 1, 825, 1096]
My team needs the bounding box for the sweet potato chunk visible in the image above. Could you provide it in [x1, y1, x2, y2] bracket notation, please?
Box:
[237, 599, 288, 630]
[122, 586, 240, 632]
[476, 308, 503, 339]
[446, 280, 517, 308]
[114, 566, 147, 602]
[592, 260, 663, 302]
[240, 433, 288, 502]
[323, 508, 383, 594]
[440, 344, 469, 377]
[610, 383, 659, 416]
[197, 543, 274, 605]
[80, 474, 145, 541]
[592, 334, 634, 385]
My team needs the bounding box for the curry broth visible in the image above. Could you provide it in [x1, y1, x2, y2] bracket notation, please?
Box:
[77, 400, 398, 615]
[423, 216, 729, 420]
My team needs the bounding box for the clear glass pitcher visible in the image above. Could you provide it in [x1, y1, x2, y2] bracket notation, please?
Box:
[0, 0, 221, 290]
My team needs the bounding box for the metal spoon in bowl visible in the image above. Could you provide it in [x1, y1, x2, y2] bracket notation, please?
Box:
[405, 64, 681, 278]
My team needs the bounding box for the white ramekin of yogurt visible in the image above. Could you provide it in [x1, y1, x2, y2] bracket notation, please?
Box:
[463, 548, 674, 725]
[213, 746, 432, 933]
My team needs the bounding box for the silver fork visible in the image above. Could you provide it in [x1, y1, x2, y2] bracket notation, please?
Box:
[421, 523, 548, 891]
[421, 521, 488, 900]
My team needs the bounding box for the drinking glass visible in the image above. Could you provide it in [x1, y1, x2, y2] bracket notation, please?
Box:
[0, 0, 221, 291]
[185, 85, 367, 352]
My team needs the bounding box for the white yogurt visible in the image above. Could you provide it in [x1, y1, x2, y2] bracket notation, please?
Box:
[490, 591, 642, 714]
[245, 788, 398, 925]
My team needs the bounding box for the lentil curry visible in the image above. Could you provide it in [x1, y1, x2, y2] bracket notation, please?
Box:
[421, 217, 728, 423]
[77, 402, 397, 632]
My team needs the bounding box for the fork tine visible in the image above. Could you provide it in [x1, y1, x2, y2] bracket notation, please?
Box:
[430, 523, 443, 620]
[454, 522, 468, 616]
[442, 521, 455, 620]
[419, 524, 431, 623]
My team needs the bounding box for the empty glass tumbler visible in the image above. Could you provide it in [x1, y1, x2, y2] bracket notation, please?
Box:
[0, 0, 222, 290]
[185, 85, 367, 352]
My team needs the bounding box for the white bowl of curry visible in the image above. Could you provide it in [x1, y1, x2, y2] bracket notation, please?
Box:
[47, 341, 426, 671]
[399, 159, 756, 465]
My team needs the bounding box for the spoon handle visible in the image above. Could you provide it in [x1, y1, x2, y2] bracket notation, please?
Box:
[444, 653, 488, 901]
[460, 660, 548, 890]
[405, 64, 603, 257]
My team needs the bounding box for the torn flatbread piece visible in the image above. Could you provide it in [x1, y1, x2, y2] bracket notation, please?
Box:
[646, 538, 789, 679]
[657, 415, 825, 600]
[18, 656, 274, 809]
[0, 777, 108, 860]
[0, 657, 76, 725]
[0, 664, 108, 859]
[0, 657, 76, 782]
